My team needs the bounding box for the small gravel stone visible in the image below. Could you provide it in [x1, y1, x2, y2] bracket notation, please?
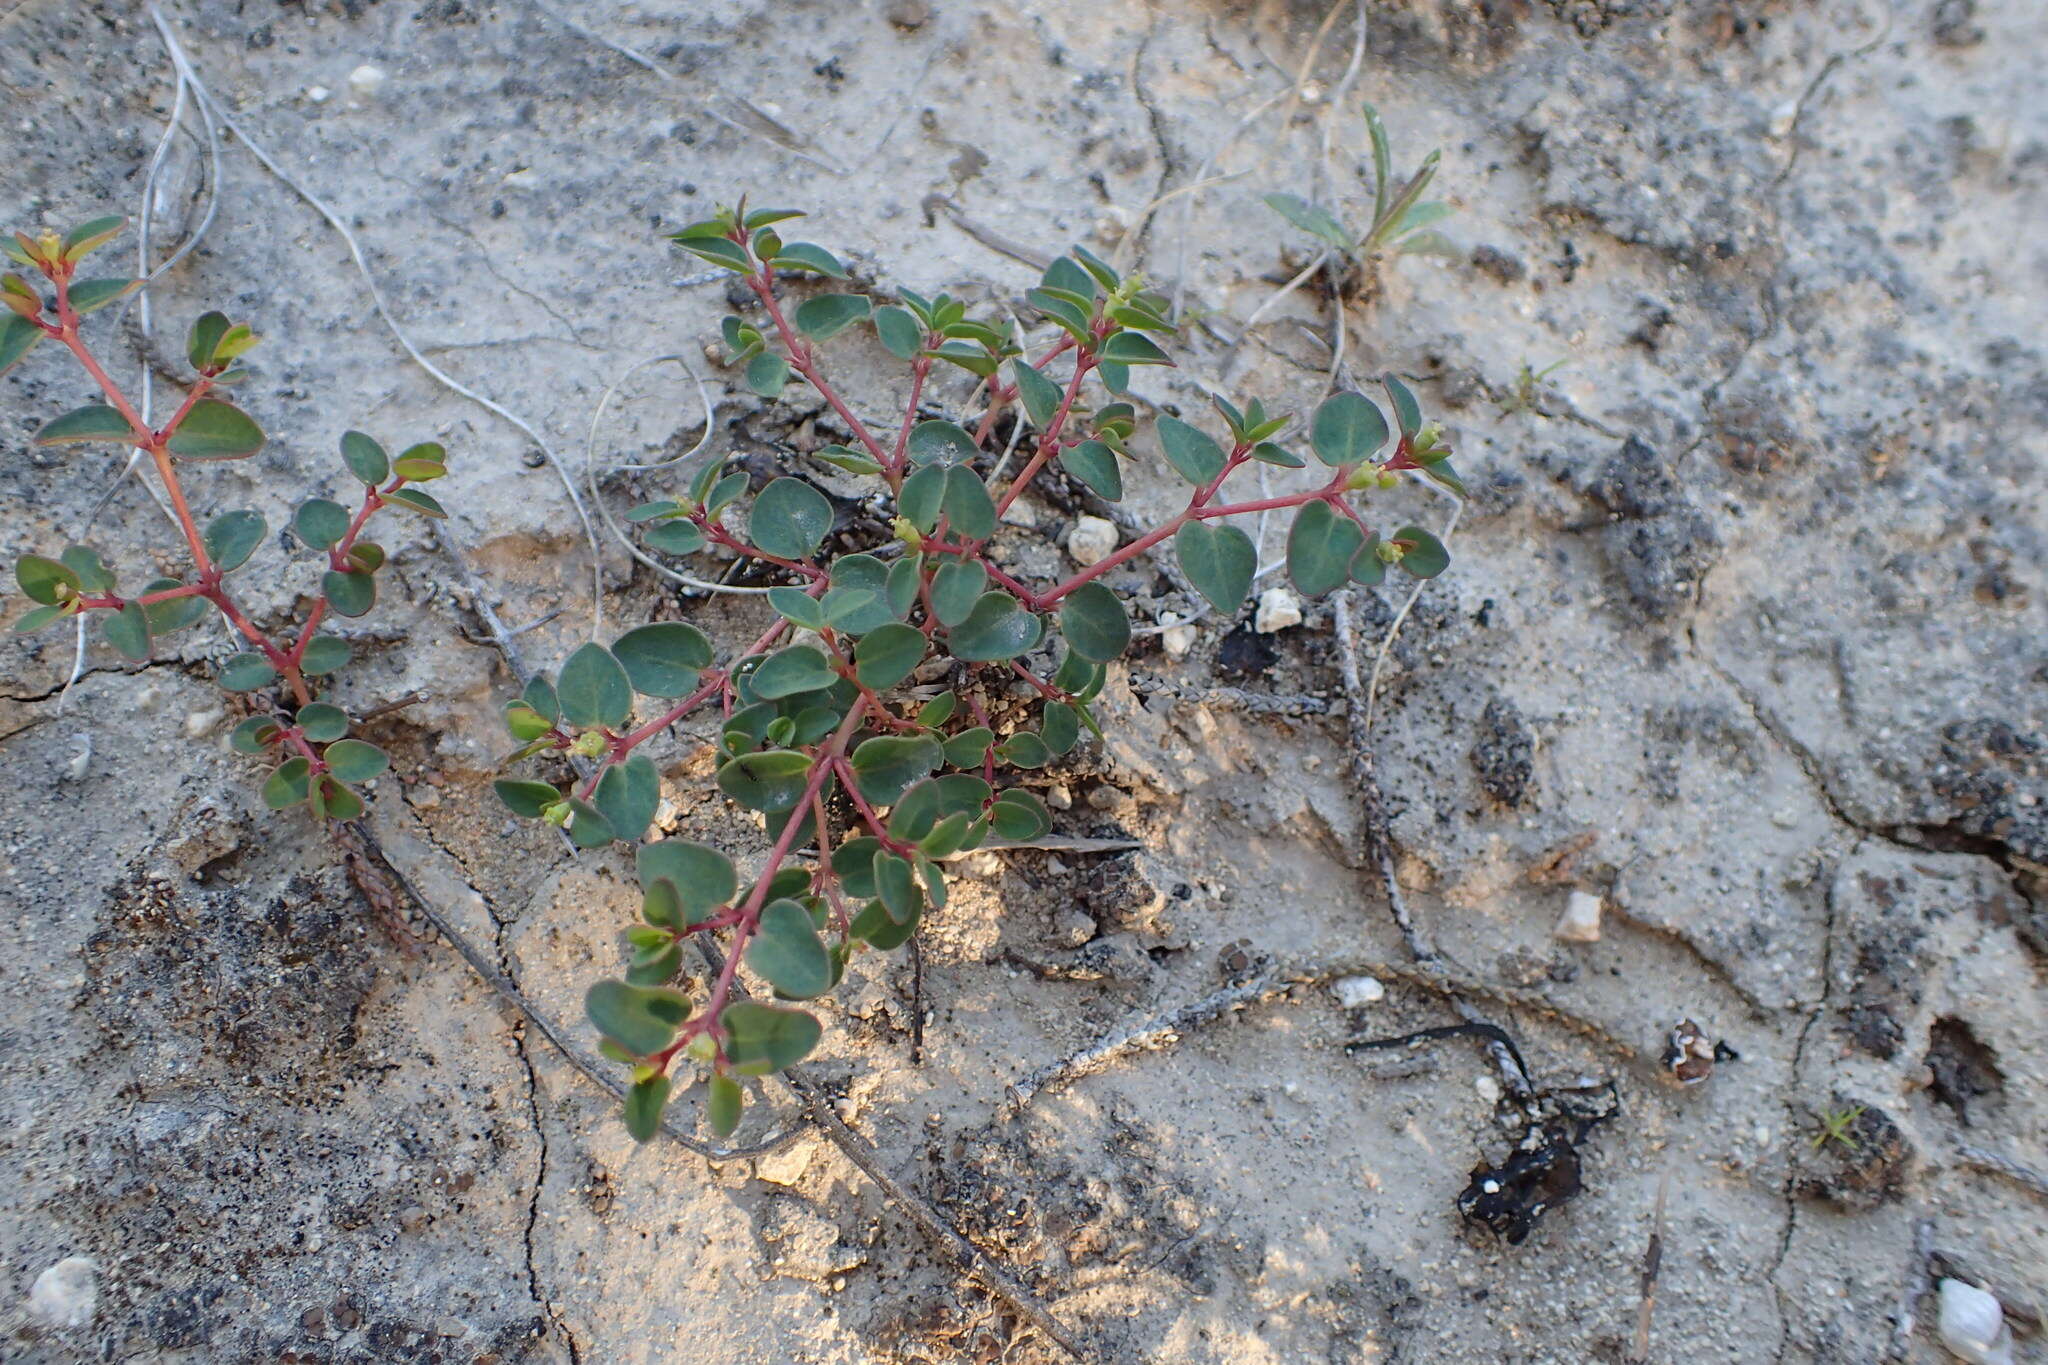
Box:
[1159, 612, 1196, 660]
[1553, 889, 1603, 942]
[1254, 586, 1302, 633]
[29, 1256, 97, 1328]
[1332, 975, 1384, 1008]
[348, 64, 388, 98]
[1066, 515, 1117, 567]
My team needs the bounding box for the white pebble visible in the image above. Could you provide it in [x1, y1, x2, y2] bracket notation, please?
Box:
[348, 64, 388, 98]
[1065, 516, 1117, 567]
[1159, 613, 1196, 661]
[184, 709, 221, 740]
[1553, 889, 1603, 942]
[1938, 1279, 2013, 1365]
[1332, 975, 1384, 1008]
[64, 734, 92, 782]
[1254, 586, 1302, 634]
[753, 1140, 815, 1187]
[28, 1256, 97, 1328]
[305, 85, 332, 104]
[1475, 1075, 1502, 1103]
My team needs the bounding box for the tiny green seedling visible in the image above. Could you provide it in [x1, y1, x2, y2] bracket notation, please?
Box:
[1500, 358, 1570, 417]
[494, 200, 1470, 1139]
[1809, 1103, 1866, 1152]
[5, 217, 447, 819]
[1264, 103, 1457, 295]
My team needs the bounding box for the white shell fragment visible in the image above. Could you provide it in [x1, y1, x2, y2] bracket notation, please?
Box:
[1159, 612, 1196, 660]
[1937, 1278, 2013, 1365]
[1553, 889, 1603, 942]
[1065, 515, 1117, 567]
[1254, 586, 1302, 633]
[348, 64, 388, 98]
[29, 1256, 98, 1328]
[1332, 975, 1384, 1008]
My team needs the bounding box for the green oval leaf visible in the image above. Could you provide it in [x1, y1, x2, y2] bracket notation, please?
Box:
[639, 840, 738, 926]
[495, 778, 562, 819]
[941, 466, 996, 540]
[873, 305, 922, 359]
[35, 404, 134, 448]
[1286, 499, 1365, 596]
[794, 293, 871, 340]
[102, 601, 151, 661]
[385, 487, 447, 518]
[262, 756, 312, 809]
[1058, 581, 1130, 663]
[586, 980, 691, 1056]
[165, 399, 265, 460]
[219, 653, 278, 692]
[750, 644, 837, 700]
[905, 420, 980, 469]
[747, 899, 833, 999]
[1392, 525, 1450, 578]
[295, 498, 351, 548]
[557, 643, 634, 729]
[1156, 416, 1224, 485]
[748, 477, 833, 560]
[716, 748, 816, 813]
[341, 430, 390, 484]
[746, 350, 790, 396]
[612, 621, 713, 697]
[322, 568, 376, 618]
[67, 277, 140, 316]
[1175, 521, 1256, 614]
[15, 554, 79, 605]
[848, 733, 943, 805]
[1059, 439, 1123, 501]
[707, 1074, 744, 1137]
[203, 510, 266, 572]
[1310, 392, 1389, 468]
[296, 702, 349, 742]
[624, 1075, 671, 1142]
[0, 315, 45, 378]
[1382, 373, 1422, 437]
[720, 1001, 822, 1075]
[300, 636, 350, 675]
[854, 621, 926, 689]
[770, 242, 846, 278]
[322, 738, 388, 783]
[930, 559, 986, 627]
[1012, 361, 1064, 428]
[592, 752, 660, 842]
[946, 591, 1043, 663]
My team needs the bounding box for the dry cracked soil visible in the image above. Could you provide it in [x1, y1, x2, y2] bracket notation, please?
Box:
[1, 1, 2044, 1362]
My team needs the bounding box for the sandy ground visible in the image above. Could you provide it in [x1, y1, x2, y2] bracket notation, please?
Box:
[1, 1, 2044, 1361]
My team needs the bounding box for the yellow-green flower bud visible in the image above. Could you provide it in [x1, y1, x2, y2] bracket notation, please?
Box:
[569, 730, 609, 759]
[542, 800, 571, 827]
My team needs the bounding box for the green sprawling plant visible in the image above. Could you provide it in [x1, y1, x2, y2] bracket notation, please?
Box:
[1264, 102, 1457, 288]
[495, 200, 1468, 1140]
[4, 217, 447, 818]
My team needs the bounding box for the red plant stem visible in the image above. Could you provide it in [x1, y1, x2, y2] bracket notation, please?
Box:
[810, 788, 852, 937]
[889, 357, 932, 477]
[701, 517, 824, 579]
[748, 267, 892, 472]
[993, 352, 1094, 519]
[1035, 473, 1347, 609]
[973, 336, 1074, 445]
[832, 757, 910, 853]
[78, 581, 209, 610]
[44, 273, 312, 703]
[682, 698, 869, 1048]
[290, 477, 401, 664]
